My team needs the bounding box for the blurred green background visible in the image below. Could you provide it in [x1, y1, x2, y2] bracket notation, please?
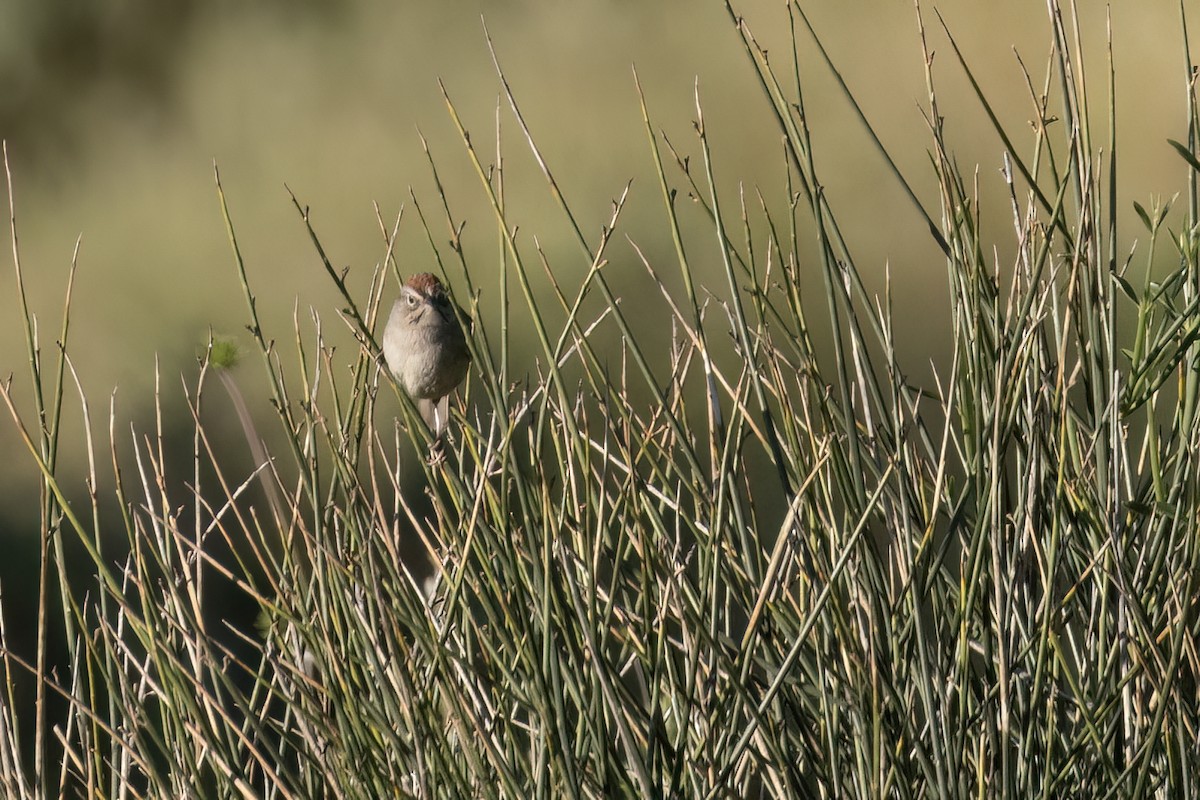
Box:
[0, 0, 1190, 620]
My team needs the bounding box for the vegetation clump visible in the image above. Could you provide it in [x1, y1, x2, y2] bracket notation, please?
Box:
[3, 2, 1200, 797]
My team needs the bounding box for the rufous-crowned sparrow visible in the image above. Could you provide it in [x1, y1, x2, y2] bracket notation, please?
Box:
[383, 272, 471, 433]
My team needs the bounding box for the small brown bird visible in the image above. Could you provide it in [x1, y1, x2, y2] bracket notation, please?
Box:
[382, 272, 471, 433]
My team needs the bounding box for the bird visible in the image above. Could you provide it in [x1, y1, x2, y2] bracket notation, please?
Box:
[382, 272, 471, 434]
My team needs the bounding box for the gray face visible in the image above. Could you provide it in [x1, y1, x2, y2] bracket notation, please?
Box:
[401, 284, 455, 328]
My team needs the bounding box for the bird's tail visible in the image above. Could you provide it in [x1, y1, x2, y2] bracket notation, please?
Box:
[418, 395, 451, 437]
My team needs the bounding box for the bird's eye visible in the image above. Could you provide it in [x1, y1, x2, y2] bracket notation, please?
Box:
[405, 293, 419, 307]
